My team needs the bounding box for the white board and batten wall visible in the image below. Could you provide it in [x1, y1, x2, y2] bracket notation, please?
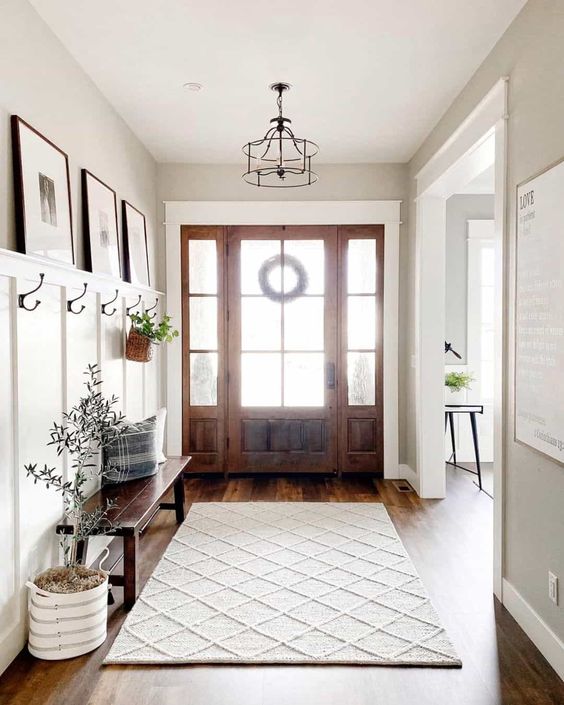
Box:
[515, 159, 564, 464]
[0, 249, 164, 674]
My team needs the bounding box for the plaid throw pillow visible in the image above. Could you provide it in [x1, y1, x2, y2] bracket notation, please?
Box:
[103, 415, 159, 484]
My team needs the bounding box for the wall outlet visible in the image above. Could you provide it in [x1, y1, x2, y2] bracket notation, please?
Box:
[548, 571, 559, 605]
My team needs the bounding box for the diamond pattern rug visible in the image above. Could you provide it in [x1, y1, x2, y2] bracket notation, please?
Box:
[105, 502, 461, 666]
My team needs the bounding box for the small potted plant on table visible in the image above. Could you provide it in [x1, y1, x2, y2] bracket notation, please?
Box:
[25, 364, 124, 660]
[126, 311, 179, 362]
[445, 370, 474, 403]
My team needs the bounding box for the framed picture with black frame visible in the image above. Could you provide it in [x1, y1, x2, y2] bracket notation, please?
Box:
[11, 115, 75, 265]
[122, 200, 150, 286]
[82, 169, 121, 278]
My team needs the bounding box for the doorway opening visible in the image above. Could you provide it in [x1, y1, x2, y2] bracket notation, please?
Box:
[444, 194, 495, 497]
[414, 78, 507, 598]
[180, 224, 384, 475]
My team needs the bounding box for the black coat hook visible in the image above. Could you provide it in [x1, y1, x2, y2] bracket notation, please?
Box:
[67, 283, 88, 314]
[145, 297, 159, 319]
[18, 273, 45, 311]
[126, 294, 142, 315]
[101, 289, 119, 316]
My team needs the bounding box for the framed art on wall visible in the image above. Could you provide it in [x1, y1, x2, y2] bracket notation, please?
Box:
[122, 200, 150, 286]
[11, 115, 74, 265]
[515, 156, 564, 465]
[82, 169, 121, 278]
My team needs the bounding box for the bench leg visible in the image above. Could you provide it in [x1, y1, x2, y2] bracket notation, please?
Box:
[174, 476, 186, 524]
[123, 534, 139, 610]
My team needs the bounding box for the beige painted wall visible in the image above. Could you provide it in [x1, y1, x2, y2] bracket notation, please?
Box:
[158, 162, 407, 203]
[0, 0, 158, 284]
[405, 0, 564, 639]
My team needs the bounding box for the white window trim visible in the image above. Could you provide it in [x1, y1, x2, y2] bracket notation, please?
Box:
[467, 219, 495, 405]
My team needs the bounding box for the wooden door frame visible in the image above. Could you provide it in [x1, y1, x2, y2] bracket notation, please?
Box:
[165, 200, 401, 481]
[337, 225, 385, 473]
[180, 226, 226, 472]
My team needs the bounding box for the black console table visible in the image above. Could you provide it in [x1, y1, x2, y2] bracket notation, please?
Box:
[444, 404, 484, 490]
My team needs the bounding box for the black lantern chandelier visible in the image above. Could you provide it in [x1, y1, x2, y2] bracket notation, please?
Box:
[242, 83, 319, 188]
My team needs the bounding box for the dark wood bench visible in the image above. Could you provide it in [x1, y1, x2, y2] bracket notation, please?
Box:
[57, 456, 191, 609]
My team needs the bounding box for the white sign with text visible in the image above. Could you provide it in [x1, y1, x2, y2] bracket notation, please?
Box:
[516, 159, 564, 463]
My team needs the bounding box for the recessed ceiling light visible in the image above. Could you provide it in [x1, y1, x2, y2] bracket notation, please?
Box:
[183, 82, 203, 91]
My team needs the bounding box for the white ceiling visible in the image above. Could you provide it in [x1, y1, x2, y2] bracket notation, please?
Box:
[30, 0, 525, 164]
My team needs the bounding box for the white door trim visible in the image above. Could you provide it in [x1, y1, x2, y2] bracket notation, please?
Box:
[164, 200, 401, 479]
[414, 78, 508, 601]
[466, 221, 495, 463]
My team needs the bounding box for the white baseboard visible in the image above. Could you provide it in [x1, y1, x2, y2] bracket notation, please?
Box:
[399, 463, 420, 495]
[0, 622, 25, 676]
[503, 578, 564, 681]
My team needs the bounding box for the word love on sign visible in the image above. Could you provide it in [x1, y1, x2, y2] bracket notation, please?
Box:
[519, 189, 535, 210]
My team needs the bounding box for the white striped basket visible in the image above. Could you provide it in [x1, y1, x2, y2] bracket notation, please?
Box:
[26, 553, 110, 660]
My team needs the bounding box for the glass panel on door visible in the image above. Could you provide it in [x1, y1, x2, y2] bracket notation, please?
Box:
[239, 239, 325, 408]
[346, 238, 378, 406]
[187, 240, 219, 407]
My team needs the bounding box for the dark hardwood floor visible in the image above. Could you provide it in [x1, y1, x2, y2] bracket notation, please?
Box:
[1, 467, 563, 705]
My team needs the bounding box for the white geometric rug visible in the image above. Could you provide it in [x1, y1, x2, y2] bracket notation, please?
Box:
[105, 503, 461, 666]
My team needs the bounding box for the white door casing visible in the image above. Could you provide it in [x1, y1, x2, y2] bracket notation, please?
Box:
[413, 78, 508, 600]
[164, 200, 401, 480]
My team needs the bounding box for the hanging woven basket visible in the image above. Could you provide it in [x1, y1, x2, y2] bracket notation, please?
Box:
[126, 328, 153, 362]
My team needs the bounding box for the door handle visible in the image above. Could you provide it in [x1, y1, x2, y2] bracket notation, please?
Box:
[326, 362, 336, 389]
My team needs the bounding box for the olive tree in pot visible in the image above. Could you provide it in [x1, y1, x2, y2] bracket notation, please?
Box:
[126, 311, 178, 362]
[24, 364, 124, 660]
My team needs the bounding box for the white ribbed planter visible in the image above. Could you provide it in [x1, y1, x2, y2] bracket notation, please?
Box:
[26, 567, 109, 660]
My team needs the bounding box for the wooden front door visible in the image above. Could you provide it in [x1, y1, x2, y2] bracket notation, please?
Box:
[181, 224, 384, 475]
[227, 226, 338, 473]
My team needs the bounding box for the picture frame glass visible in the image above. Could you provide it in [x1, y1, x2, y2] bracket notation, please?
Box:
[85, 173, 120, 277]
[125, 203, 150, 286]
[16, 119, 74, 264]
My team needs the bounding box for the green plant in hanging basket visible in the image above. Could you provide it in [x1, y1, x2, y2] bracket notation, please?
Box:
[129, 312, 179, 343]
[445, 371, 474, 392]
